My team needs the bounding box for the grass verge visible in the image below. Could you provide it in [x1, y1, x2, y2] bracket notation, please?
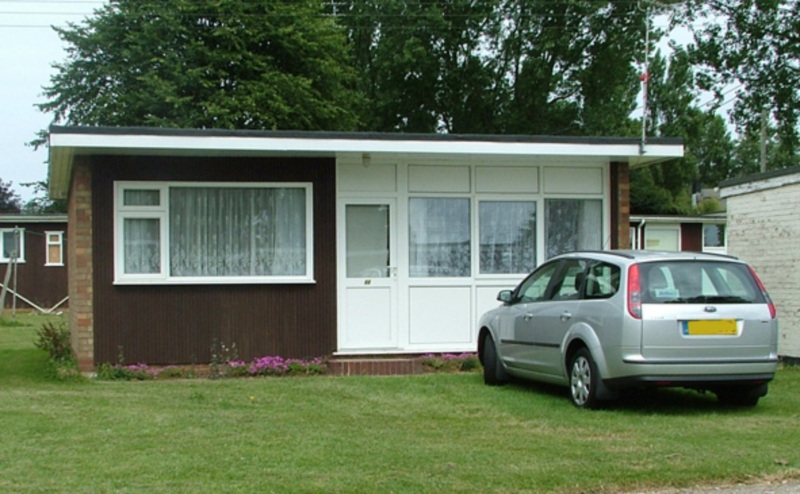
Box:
[1, 316, 798, 493]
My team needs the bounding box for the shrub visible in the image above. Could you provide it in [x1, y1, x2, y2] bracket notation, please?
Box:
[34, 320, 72, 363]
[34, 319, 83, 381]
[421, 353, 481, 373]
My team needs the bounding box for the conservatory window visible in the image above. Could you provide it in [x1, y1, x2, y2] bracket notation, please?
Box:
[409, 197, 471, 277]
[479, 201, 536, 274]
[545, 199, 602, 258]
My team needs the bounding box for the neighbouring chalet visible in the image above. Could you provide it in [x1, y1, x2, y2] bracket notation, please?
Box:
[48, 126, 684, 371]
[630, 214, 727, 254]
[0, 214, 68, 312]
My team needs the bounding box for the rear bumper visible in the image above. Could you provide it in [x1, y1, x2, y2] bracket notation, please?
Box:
[605, 372, 775, 390]
[604, 357, 778, 390]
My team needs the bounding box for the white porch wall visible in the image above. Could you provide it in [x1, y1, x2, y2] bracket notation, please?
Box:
[336, 155, 609, 355]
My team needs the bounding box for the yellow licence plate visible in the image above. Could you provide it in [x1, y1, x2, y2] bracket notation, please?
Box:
[682, 319, 738, 336]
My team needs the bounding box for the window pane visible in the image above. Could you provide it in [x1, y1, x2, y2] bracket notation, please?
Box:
[124, 218, 161, 274]
[169, 187, 306, 277]
[48, 244, 62, 265]
[124, 189, 160, 206]
[703, 224, 725, 247]
[518, 261, 559, 302]
[479, 201, 536, 274]
[409, 198, 470, 277]
[545, 199, 602, 258]
[346, 205, 390, 278]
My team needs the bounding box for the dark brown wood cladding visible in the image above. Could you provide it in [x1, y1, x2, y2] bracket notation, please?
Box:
[90, 155, 337, 365]
[681, 223, 703, 252]
[1, 222, 68, 310]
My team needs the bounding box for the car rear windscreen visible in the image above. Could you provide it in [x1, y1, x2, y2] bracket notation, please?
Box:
[640, 260, 765, 304]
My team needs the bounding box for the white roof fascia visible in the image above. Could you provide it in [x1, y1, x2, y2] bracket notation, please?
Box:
[49, 131, 683, 160]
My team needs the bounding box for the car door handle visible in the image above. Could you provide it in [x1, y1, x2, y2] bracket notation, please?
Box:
[560, 311, 572, 321]
[524, 313, 534, 321]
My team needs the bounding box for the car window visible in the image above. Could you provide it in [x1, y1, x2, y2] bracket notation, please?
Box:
[517, 261, 560, 303]
[584, 262, 620, 299]
[551, 259, 587, 300]
[641, 261, 763, 304]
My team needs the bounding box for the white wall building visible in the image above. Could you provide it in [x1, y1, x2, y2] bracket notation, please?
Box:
[721, 167, 800, 359]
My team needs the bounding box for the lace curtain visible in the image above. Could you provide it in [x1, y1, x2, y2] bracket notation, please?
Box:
[409, 198, 470, 277]
[545, 199, 602, 259]
[169, 187, 306, 277]
[122, 186, 306, 277]
[479, 201, 536, 274]
[123, 219, 161, 274]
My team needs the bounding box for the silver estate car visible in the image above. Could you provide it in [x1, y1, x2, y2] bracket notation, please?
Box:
[477, 250, 779, 409]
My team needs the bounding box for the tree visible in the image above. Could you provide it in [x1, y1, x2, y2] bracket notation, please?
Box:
[687, 0, 800, 169]
[0, 179, 22, 214]
[35, 0, 361, 144]
[500, 0, 648, 136]
[337, 0, 504, 133]
[21, 181, 67, 214]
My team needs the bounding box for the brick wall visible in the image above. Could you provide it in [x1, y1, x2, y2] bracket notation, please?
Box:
[610, 162, 630, 249]
[726, 183, 800, 358]
[68, 159, 95, 371]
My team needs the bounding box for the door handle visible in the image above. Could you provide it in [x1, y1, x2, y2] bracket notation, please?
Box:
[560, 311, 572, 321]
[524, 313, 534, 321]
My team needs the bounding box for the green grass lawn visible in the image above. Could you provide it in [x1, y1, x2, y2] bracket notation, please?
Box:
[1, 313, 799, 493]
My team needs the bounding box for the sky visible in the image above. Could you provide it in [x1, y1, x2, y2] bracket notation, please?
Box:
[0, 0, 105, 202]
[0, 1, 689, 204]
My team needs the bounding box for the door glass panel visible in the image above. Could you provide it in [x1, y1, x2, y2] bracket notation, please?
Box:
[346, 204, 390, 278]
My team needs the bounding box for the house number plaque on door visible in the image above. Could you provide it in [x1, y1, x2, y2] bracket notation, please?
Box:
[364, 279, 372, 285]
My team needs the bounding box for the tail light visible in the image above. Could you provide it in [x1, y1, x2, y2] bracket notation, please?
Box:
[627, 264, 642, 319]
[748, 265, 776, 319]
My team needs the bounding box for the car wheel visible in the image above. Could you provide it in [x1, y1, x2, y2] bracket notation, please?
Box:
[482, 335, 507, 386]
[715, 384, 767, 407]
[569, 348, 601, 409]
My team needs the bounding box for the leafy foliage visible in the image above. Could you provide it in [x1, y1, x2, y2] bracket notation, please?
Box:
[21, 181, 67, 214]
[35, 0, 361, 144]
[687, 0, 800, 169]
[40, 0, 798, 214]
[34, 319, 82, 381]
[0, 179, 22, 214]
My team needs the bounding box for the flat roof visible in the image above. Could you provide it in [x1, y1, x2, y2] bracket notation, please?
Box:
[0, 214, 68, 224]
[48, 126, 685, 198]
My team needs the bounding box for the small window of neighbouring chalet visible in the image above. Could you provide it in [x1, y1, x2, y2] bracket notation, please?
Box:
[1, 228, 24, 263]
[114, 182, 314, 285]
[45, 231, 64, 266]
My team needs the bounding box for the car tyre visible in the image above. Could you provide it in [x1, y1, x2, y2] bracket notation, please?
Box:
[482, 335, 507, 386]
[715, 384, 766, 407]
[569, 348, 601, 409]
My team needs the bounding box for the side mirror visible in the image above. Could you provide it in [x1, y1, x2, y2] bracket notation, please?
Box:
[497, 290, 513, 303]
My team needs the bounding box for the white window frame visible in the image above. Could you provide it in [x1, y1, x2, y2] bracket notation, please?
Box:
[702, 222, 727, 255]
[113, 181, 315, 285]
[0, 228, 25, 263]
[44, 231, 64, 266]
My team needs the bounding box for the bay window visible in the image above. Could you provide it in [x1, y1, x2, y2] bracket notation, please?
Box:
[114, 182, 313, 284]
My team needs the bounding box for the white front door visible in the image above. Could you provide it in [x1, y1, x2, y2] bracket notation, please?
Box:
[338, 199, 398, 350]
